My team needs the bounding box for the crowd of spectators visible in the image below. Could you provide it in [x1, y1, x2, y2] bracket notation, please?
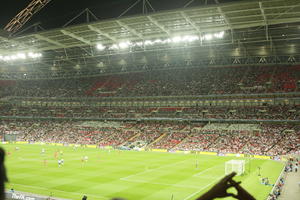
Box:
[150, 131, 190, 149]
[157, 123, 300, 156]
[268, 176, 284, 200]
[0, 65, 299, 98]
[1, 104, 298, 121]
[0, 121, 137, 146]
[174, 131, 218, 151]
[268, 157, 299, 200]
[125, 123, 165, 145]
[1, 120, 299, 156]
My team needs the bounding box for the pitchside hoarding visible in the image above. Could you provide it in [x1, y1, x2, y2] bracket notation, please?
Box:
[5, 192, 69, 200]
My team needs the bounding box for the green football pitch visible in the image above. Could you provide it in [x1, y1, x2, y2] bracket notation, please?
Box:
[2, 144, 284, 200]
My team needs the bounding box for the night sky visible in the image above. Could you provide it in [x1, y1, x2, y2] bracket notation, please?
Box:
[1, 0, 242, 31]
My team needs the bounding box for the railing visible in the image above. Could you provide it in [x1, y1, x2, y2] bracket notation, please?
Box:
[5, 91, 300, 101]
[3, 93, 300, 108]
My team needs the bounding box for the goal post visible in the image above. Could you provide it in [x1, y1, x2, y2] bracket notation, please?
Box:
[225, 160, 245, 176]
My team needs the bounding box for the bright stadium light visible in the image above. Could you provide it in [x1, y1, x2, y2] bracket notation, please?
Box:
[28, 52, 34, 58]
[153, 39, 163, 44]
[202, 31, 225, 40]
[219, 31, 225, 38]
[110, 44, 119, 50]
[28, 52, 42, 58]
[204, 34, 213, 40]
[0, 52, 42, 61]
[96, 43, 105, 50]
[101, 34, 206, 51]
[214, 31, 225, 38]
[135, 42, 144, 46]
[11, 55, 18, 60]
[172, 36, 182, 43]
[119, 41, 131, 49]
[162, 38, 172, 44]
[182, 35, 199, 42]
[144, 40, 154, 46]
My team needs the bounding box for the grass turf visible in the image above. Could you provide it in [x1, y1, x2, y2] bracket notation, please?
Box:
[2, 144, 284, 200]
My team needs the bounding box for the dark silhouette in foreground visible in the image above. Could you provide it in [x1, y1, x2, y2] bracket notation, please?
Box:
[196, 172, 255, 200]
[0, 147, 8, 200]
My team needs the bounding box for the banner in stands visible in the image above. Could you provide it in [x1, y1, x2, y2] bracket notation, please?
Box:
[151, 149, 168, 152]
[5, 192, 68, 200]
[199, 152, 217, 156]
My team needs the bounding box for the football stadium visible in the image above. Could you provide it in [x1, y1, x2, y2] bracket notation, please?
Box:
[0, 0, 299, 200]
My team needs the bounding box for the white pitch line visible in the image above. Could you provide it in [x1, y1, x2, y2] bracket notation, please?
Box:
[120, 158, 192, 180]
[193, 164, 223, 177]
[182, 176, 222, 200]
[120, 178, 200, 189]
[11, 183, 108, 200]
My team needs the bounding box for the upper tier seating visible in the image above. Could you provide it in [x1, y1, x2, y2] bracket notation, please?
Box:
[1, 65, 299, 98]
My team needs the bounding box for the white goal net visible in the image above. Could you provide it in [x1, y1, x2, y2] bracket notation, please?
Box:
[225, 160, 245, 176]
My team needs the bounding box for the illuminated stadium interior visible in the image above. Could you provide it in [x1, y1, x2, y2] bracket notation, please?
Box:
[0, 0, 299, 200]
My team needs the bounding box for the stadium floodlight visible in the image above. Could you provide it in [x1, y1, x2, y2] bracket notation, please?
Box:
[119, 41, 131, 49]
[135, 42, 144, 47]
[204, 34, 213, 40]
[172, 36, 182, 43]
[182, 35, 199, 42]
[94, 34, 205, 51]
[0, 52, 40, 61]
[110, 44, 119, 50]
[220, 31, 225, 38]
[74, 64, 81, 70]
[11, 55, 18, 60]
[153, 39, 163, 44]
[96, 43, 105, 50]
[2, 56, 9, 61]
[28, 52, 42, 58]
[162, 38, 172, 44]
[214, 31, 225, 39]
[144, 40, 154, 46]
[16, 53, 26, 59]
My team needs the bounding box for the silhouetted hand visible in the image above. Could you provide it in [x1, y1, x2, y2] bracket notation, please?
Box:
[196, 172, 256, 200]
[196, 172, 238, 200]
[229, 179, 256, 200]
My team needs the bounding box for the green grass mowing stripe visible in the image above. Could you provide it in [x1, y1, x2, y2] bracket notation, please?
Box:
[2, 144, 284, 200]
[120, 158, 192, 180]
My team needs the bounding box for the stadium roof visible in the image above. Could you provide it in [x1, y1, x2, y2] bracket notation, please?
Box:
[0, 0, 300, 79]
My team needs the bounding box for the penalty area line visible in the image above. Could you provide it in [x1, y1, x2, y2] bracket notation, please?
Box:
[182, 176, 222, 200]
[120, 178, 200, 189]
[193, 164, 223, 177]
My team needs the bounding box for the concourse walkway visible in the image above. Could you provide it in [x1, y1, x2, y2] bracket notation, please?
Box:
[278, 170, 300, 200]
